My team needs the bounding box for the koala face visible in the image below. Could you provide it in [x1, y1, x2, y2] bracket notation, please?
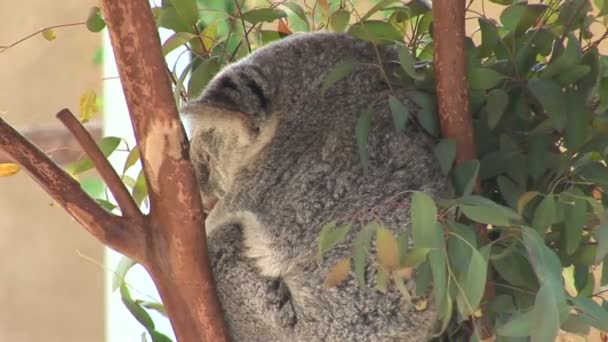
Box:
[183, 32, 448, 341]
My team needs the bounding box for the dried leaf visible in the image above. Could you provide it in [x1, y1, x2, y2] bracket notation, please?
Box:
[322, 258, 351, 289]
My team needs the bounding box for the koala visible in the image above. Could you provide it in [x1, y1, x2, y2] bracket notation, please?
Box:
[182, 32, 449, 341]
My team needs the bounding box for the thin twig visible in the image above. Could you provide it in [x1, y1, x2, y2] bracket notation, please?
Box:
[56, 109, 143, 220]
[0, 22, 85, 53]
[233, 0, 252, 53]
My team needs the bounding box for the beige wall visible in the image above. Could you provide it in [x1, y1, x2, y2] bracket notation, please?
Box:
[0, 1, 104, 341]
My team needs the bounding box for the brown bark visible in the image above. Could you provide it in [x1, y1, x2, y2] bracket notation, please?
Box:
[433, 1, 492, 338]
[433, 0, 476, 165]
[99, 0, 229, 340]
[0, 0, 229, 340]
[0, 122, 102, 164]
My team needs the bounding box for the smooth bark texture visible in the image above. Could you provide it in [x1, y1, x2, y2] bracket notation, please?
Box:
[99, 0, 229, 341]
[432, 0, 476, 165]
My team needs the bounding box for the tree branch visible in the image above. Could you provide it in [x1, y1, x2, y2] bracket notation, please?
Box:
[56, 109, 142, 220]
[99, 0, 229, 341]
[0, 117, 145, 261]
[433, 1, 493, 338]
[433, 0, 476, 165]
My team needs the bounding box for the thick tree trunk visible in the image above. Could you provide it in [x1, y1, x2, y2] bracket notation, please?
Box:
[432, 0, 476, 165]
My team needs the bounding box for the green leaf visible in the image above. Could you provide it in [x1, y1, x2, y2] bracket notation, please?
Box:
[460, 205, 512, 226]
[86, 7, 106, 32]
[497, 175, 524, 210]
[433, 139, 456, 175]
[569, 296, 608, 331]
[353, 227, 374, 286]
[486, 89, 509, 129]
[388, 96, 409, 132]
[360, 0, 401, 21]
[500, 3, 548, 36]
[565, 89, 590, 150]
[415, 262, 432, 296]
[347, 20, 402, 43]
[317, 221, 352, 258]
[597, 0, 608, 16]
[489, 0, 515, 4]
[330, 9, 350, 33]
[542, 34, 581, 79]
[458, 195, 521, 221]
[398, 45, 423, 80]
[576, 162, 608, 186]
[469, 68, 506, 90]
[452, 159, 480, 196]
[497, 310, 534, 337]
[527, 79, 567, 131]
[530, 284, 560, 342]
[408, 91, 439, 137]
[400, 247, 430, 268]
[241, 8, 287, 24]
[157, 4, 192, 33]
[80, 178, 105, 198]
[521, 226, 565, 294]
[411, 192, 439, 248]
[562, 189, 587, 255]
[66, 136, 122, 176]
[123, 146, 141, 174]
[120, 284, 155, 331]
[602, 255, 608, 286]
[282, 2, 309, 30]
[596, 223, 608, 264]
[162, 32, 197, 56]
[169, 0, 199, 26]
[376, 266, 389, 293]
[132, 169, 148, 207]
[188, 58, 220, 99]
[478, 18, 500, 58]
[447, 222, 477, 274]
[356, 105, 374, 173]
[429, 249, 448, 317]
[531, 195, 557, 234]
[492, 248, 538, 288]
[457, 247, 489, 317]
[112, 256, 137, 291]
[137, 300, 166, 317]
[321, 61, 359, 94]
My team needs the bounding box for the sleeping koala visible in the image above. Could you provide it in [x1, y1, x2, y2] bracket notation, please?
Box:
[182, 32, 448, 341]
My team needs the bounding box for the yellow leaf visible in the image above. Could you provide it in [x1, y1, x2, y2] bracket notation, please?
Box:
[201, 23, 217, 52]
[322, 258, 351, 289]
[415, 299, 428, 311]
[516, 191, 539, 215]
[0, 163, 20, 176]
[376, 227, 399, 270]
[79, 90, 100, 123]
[41, 29, 56, 41]
[393, 267, 413, 280]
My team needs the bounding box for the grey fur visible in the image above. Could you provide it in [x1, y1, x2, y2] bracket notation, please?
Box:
[182, 32, 449, 341]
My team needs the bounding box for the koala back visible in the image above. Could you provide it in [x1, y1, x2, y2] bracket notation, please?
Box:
[184, 32, 449, 341]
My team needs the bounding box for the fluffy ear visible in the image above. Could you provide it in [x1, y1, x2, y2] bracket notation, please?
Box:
[182, 102, 280, 201]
